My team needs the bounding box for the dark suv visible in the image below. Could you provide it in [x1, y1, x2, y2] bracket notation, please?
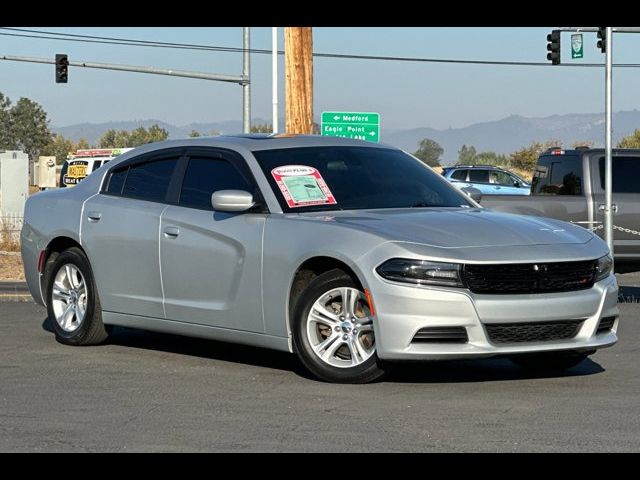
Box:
[441, 165, 531, 195]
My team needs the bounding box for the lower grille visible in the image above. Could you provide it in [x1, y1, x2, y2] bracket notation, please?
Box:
[412, 327, 468, 343]
[597, 316, 616, 334]
[485, 319, 584, 344]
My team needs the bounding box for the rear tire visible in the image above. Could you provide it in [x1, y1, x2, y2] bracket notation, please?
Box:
[292, 269, 388, 384]
[509, 350, 594, 372]
[45, 247, 109, 346]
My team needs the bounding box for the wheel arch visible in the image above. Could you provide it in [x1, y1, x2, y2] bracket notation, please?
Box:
[40, 236, 87, 303]
[287, 255, 367, 349]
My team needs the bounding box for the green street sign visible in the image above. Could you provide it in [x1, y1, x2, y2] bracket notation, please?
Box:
[321, 111, 380, 142]
[571, 33, 584, 59]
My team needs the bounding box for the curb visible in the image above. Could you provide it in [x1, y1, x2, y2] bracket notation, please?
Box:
[0, 282, 32, 303]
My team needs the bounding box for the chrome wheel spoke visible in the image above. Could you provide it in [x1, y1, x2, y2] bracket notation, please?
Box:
[309, 310, 339, 328]
[52, 287, 70, 302]
[357, 324, 374, 334]
[342, 287, 358, 318]
[310, 302, 340, 325]
[65, 265, 77, 289]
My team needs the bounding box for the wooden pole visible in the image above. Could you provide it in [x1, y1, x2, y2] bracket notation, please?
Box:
[285, 27, 313, 134]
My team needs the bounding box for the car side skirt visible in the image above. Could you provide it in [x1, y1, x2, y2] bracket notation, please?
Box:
[102, 312, 292, 353]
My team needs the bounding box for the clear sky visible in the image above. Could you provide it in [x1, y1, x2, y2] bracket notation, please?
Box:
[1, 27, 639, 130]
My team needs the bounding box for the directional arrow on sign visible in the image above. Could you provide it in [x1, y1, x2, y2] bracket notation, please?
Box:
[333, 115, 340, 120]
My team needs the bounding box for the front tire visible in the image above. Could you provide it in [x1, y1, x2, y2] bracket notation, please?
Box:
[509, 350, 594, 372]
[45, 247, 109, 346]
[292, 269, 387, 383]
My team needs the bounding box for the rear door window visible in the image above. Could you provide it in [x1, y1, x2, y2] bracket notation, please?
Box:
[121, 158, 178, 202]
[532, 154, 582, 195]
[599, 156, 640, 193]
[468, 169, 489, 183]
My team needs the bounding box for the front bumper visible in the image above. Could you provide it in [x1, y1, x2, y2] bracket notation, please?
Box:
[371, 274, 619, 361]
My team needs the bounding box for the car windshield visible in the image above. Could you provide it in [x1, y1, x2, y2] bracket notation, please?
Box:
[253, 146, 472, 212]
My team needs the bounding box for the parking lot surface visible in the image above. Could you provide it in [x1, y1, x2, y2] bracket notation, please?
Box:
[0, 299, 638, 452]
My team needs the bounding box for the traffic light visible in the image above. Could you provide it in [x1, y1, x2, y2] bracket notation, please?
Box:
[55, 54, 68, 83]
[546, 30, 561, 65]
[597, 27, 607, 53]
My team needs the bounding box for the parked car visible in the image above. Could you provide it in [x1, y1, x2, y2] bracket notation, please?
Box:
[21, 136, 618, 383]
[442, 165, 531, 195]
[59, 148, 134, 188]
[481, 148, 640, 266]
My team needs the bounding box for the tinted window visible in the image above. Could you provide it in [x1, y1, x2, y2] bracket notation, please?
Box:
[91, 161, 103, 172]
[599, 156, 640, 193]
[451, 170, 467, 181]
[122, 158, 177, 202]
[106, 167, 128, 195]
[469, 170, 489, 183]
[253, 146, 471, 212]
[180, 157, 253, 210]
[531, 154, 582, 195]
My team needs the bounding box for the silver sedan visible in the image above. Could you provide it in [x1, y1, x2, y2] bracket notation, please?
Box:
[21, 135, 619, 383]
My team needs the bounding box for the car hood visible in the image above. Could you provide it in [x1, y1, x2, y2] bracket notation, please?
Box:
[299, 208, 594, 249]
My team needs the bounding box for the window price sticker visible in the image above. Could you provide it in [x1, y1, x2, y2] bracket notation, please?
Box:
[271, 165, 337, 208]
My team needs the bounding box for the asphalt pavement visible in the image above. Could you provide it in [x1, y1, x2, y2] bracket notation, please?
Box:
[0, 299, 639, 452]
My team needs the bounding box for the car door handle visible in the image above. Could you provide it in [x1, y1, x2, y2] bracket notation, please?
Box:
[163, 227, 180, 238]
[598, 204, 618, 213]
[87, 211, 102, 222]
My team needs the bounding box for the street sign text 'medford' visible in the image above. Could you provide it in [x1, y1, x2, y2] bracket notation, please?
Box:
[321, 111, 380, 143]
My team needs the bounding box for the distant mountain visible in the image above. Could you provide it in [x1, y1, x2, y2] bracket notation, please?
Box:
[51, 118, 274, 145]
[384, 110, 640, 165]
[51, 110, 640, 166]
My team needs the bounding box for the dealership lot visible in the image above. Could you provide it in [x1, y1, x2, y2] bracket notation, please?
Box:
[0, 291, 638, 452]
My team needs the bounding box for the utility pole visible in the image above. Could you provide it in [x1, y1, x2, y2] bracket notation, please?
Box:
[285, 27, 313, 134]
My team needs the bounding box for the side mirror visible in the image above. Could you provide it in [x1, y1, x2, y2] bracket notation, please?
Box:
[211, 190, 255, 212]
[461, 186, 482, 203]
[513, 181, 521, 187]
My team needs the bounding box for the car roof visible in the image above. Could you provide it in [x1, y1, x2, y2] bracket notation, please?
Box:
[114, 134, 397, 154]
[447, 165, 509, 170]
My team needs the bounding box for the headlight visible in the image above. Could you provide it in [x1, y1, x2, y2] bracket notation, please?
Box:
[595, 254, 613, 282]
[376, 258, 464, 287]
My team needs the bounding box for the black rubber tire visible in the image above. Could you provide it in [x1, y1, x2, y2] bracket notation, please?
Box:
[45, 247, 109, 346]
[292, 269, 388, 384]
[509, 350, 594, 372]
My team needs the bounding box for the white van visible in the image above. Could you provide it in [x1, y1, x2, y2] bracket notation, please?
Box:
[59, 148, 134, 188]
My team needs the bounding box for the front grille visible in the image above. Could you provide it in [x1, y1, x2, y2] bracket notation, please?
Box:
[412, 327, 468, 343]
[597, 316, 616, 334]
[485, 319, 584, 344]
[463, 260, 597, 294]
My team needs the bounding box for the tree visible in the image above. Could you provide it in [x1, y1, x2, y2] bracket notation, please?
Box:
[99, 123, 169, 148]
[189, 130, 201, 137]
[458, 144, 477, 164]
[76, 138, 91, 150]
[473, 151, 510, 166]
[0, 92, 12, 149]
[617, 129, 640, 148]
[510, 139, 562, 171]
[250, 123, 273, 133]
[43, 134, 75, 165]
[413, 138, 443, 167]
[7, 97, 51, 160]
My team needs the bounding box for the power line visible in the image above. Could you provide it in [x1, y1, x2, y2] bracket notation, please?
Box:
[3, 27, 640, 68]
